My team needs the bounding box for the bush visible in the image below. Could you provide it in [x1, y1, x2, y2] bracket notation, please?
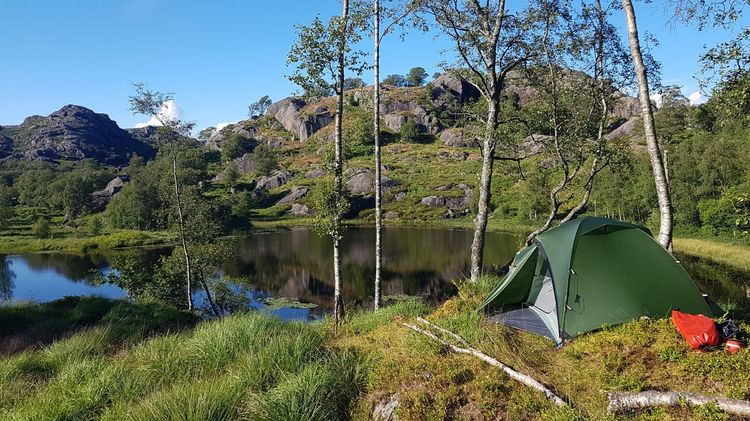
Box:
[399, 119, 420, 143]
[222, 134, 254, 161]
[254, 144, 278, 176]
[32, 217, 50, 239]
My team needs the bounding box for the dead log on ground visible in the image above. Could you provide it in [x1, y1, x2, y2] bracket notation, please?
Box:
[607, 390, 750, 417]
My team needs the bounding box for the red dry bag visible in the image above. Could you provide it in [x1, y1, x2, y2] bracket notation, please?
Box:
[671, 310, 719, 350]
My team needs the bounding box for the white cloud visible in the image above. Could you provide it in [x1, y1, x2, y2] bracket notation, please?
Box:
[216, 121, 238, 131]
[135, 100, 184, 128]
[687, 91, 707, 106]
[650, 93, 663, 108]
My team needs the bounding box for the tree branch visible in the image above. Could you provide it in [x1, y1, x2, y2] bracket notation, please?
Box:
[403, 320, 567, 407]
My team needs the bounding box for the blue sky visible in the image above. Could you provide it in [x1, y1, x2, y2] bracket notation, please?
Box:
[0, 0, 747, 130]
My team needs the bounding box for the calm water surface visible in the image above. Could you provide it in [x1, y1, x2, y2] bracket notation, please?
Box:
[0, 227, 522, 319]
[2, 227, 747, 320]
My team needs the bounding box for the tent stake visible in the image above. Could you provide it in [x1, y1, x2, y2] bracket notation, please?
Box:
[402, 321, 567, 407]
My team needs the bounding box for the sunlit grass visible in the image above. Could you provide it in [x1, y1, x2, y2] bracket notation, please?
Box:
[675, 237, 750, 272]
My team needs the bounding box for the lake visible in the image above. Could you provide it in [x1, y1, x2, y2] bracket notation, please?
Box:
[2, 226, 747, 320]
[0, 227, 523, 319]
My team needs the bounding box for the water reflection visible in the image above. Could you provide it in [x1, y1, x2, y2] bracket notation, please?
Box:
[2, 227, 749, 320]
[0, 256, 14, 300]
[224, 227, 521, 309]
[0, 227, 522, 316]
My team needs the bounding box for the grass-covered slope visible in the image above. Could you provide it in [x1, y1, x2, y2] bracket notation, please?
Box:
[1, 287, 748, 420]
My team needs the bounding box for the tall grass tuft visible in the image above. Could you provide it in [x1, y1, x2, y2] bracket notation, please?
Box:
[243, 351, 366, 421]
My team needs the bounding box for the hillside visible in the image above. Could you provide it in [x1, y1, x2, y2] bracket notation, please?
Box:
[202, 72, 644, 224]
[0, 105, 154, 166]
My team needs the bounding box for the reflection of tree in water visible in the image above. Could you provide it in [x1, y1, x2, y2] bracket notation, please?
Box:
[19, 253, 105, 282]
[222, 227, 517, 309]
[678, 254, 750, 305]
[0, 256, 15, 301]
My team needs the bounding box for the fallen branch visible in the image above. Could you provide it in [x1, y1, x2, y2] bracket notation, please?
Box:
[607, 391, 750, 417]
[402, 322, 567, 406]
[416, 317, 468, 346]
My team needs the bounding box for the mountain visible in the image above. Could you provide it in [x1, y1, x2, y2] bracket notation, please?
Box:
[0, 105, 155, 166]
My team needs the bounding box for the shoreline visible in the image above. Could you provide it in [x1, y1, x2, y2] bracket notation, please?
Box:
[2, 218, 749, 274]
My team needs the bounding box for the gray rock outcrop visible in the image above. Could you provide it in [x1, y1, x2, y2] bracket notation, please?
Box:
[431, 73, 481, 105]
[267, 97, 334, 141]
[440, 128, 479, 148]
[90, 175, 130, 209]
[305, 168, 327, 179]
[384, 113, 410, 131]
[420, 184, 473, 210]
[289, 203, 314, 216]
[346, 169, 400, 195]
[605, 116, 640, 141]
[277, 186, 310, 205]
[255, 170, 292, 191]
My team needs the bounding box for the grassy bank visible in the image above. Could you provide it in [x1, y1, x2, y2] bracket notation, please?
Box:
[0, 297, 364, 420]
[674, 238, 750, 273]
[0, 230, 175, 254]
[2, 287, 748, 420]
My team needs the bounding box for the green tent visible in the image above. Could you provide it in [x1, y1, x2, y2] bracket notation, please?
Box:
[478, 217, 716, 345]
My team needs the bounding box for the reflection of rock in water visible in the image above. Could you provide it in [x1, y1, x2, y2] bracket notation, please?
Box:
[277, 269, 335, 308]
[0, 256, 15, 300]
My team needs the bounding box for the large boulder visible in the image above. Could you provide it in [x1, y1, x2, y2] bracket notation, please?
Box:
[413, 106, 441, 134]
[431, 73, 481, 105]
[289, 203, 314, 216]
[379, 99, 418, 115]
[346, 169, 400, 195]
[305, 168, 327, 179]
[255, 170, 292, 191]
[440, 128, 479, 148]
[277, 186, 310, 205]
[611, 94, 641, 119]
[384, 113, 410, 131]
[206, 121, 259, 150]
[234, 152, 257, 174]
[267, 97, 334, 141]
[420, 184, 473, 210]
[90, 175, 130, 209]
[605, 117, 640, 142]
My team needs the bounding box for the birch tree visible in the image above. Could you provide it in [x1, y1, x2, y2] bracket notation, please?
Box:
[622, 0, 673, 249]
[288, 2, 368, 325]
[525, 0, 633, 243]
[373, 0, 422, 309]
[129, 84, 197, 311]
[424, 0, 532, 281]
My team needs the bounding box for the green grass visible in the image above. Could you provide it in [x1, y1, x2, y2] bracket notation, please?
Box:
[675, 237, 750, 273]
[337, 277, 750, 420]
[1, 291, 748, 419]
[0, 229, 175, 253]
[0, 299, 365, 421]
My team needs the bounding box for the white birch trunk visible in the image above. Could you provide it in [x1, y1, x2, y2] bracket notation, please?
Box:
[333, 0, 349, 326]
[470, 99, 498, 281]
[622, 0, 673, 249]
[373, 0, 383, 310]
[172, 152, 193, 311]
[403, 320, 567, 406]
